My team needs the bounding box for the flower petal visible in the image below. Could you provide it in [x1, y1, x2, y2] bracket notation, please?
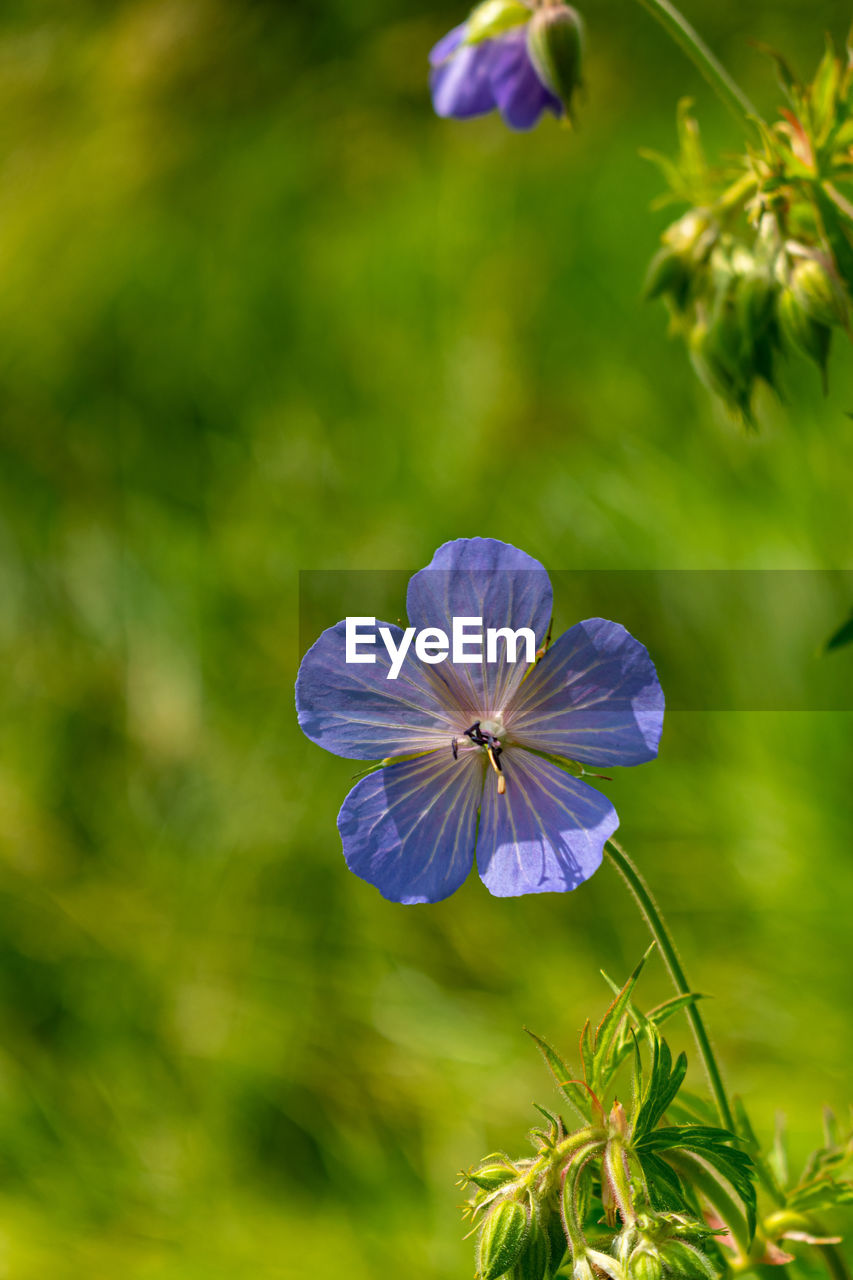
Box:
[476, 748, 617, 896]
[405, 537, 552, 721]
[506, 619, 664, 766]
[429, 22, 466, 66]
[430, 28, 499, 120]
[338, 751, 484, 903]
[489, 28, 562, 130]
[296, 620, 457, 760]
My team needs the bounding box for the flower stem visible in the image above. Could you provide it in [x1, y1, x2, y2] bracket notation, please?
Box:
[632, 0, 759, 128]
[604, 839, 734, 1133]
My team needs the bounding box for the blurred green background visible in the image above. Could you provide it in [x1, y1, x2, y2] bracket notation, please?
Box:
[1, 1, 852, 1276]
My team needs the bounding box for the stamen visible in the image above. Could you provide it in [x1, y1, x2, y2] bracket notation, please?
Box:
[463, 721, 507, 795]
[451, 738, 458, 760]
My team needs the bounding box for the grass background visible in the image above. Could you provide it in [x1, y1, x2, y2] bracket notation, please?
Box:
[0, 0, 852, 1275]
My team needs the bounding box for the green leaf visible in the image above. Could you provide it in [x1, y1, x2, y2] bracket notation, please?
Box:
[787, 1176, 853, 1213]
[676, 99, 710, 195]
[632, 1027, 688, 1140]
[640, 1150, 686, 1208]
[525, 1029, 591, 1123]
[580, 1019, 594, 1087]
[753, 42, 802, 107]
[810, 37, 842, 145]
[589, 945, 655, 1091]
[637, 1126, 757, 1240]
[812, 184, 853, 288]
[665, 1090, 720, 1128]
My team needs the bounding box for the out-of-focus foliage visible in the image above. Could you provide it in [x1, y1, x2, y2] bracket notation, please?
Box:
[0, 1, 852, 1277]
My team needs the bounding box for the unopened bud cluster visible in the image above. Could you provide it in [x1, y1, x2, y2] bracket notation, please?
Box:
[461, 1132, 569, 1280]
[646, 207, 850, 423]
[617, 1214, 721, 1280]
[642, 37, 853, 424]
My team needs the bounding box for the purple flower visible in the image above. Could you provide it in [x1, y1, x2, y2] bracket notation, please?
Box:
[429, 15, 563, 131]
[296, 538, 664, 904]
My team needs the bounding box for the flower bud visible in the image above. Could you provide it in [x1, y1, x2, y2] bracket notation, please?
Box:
[688, 314, 752, 417]
[658, 1241, 716, 1280]
[511, 1218, 550, 1280]
[734, 268, 776, 347]
[644, 246, 691, 309]
[546, 1210, 568, 1276]
[790, 255, 848, 329]
[629, 1246, 663, 1280]
[662, 210, 716, 265]
[526, 3, 584, 117]
[465, 0, 532, 45]
[478, 1199, 530, 1280]
[777, 285, 832, 384]
[467, 1161, 519, 1191]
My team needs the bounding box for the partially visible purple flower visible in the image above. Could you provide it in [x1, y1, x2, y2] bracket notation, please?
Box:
[296, 538, 664, 905]
[430, 12, 563, 131]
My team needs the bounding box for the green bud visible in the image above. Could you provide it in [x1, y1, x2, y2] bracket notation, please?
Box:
[511, 1218, 550, 1280]
[467, 1162, 519, 1191]
[735, 269, 776, 347]
[478, 1200, 530, 1280]
[629, 1247, 663, 1280]
[688, 312, 754, 420]
[644, 246, 691, 310]
[777, 285, 832, 385]
[662, 210, 716, 265]
[526, 3, 584, 117]
[546, 1209, 568, 1277]
[790, 255, 848, 329]
[465, 0, 531, 44]
[658, 1241, 716, 1280]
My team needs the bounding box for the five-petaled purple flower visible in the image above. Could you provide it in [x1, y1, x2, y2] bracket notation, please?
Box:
[296, 538, 664, 904]
[430, 10, 563, 131]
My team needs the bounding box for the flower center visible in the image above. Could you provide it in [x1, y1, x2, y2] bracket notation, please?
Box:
[452, 719, 507, 795]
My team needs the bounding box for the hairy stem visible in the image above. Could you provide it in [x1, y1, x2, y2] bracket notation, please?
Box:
[604, 839, 734, 1132]
[633, 0, 759, 127]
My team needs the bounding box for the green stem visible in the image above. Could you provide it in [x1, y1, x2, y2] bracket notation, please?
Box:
[604, 839, 734, 1133]
[632, 0, 760, 128]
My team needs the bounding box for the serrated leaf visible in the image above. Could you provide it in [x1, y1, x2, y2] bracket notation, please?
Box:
[632, 1027, 688, 1140]
[525, 1029, 591, 1123]
[637, 1126, 757, 1240]
[640, 1150, 686, 1209]
[787, 1176, 853, 1213]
